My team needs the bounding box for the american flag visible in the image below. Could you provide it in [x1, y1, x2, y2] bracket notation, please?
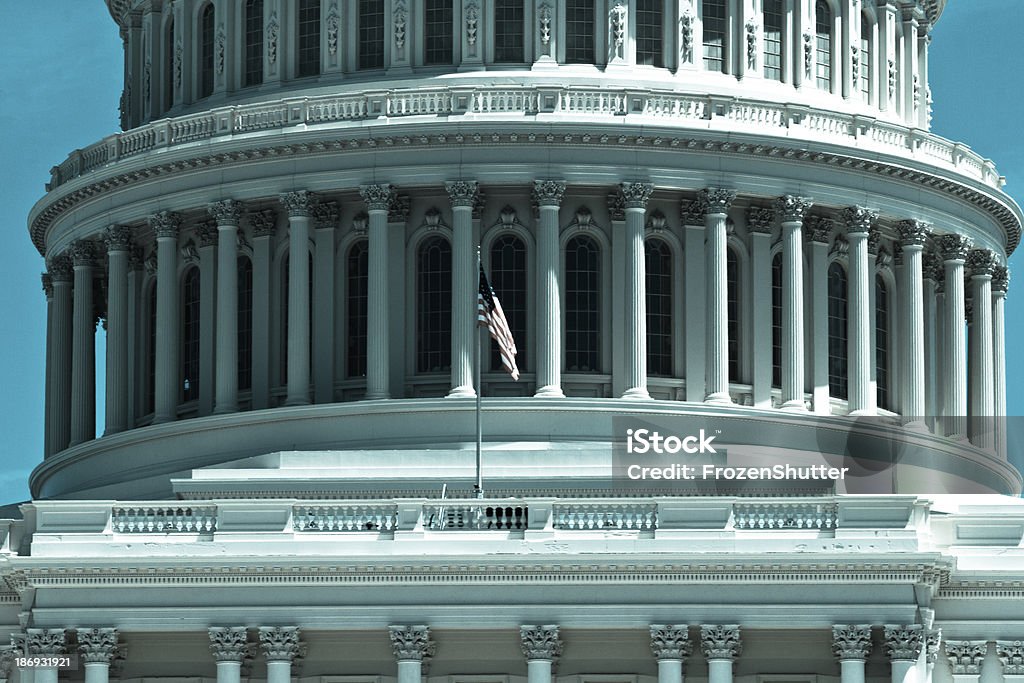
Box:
[478, 265, 520, 381]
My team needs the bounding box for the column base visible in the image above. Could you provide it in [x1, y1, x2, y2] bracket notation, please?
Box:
[283, 397, 311, 407]
[621, 387, 651, 400]
[364, 391, 390, 401]
[847, 408, 877, 417]
[779, 399, 809, 412]
[534, 385, 565, 398]
[704, 392, 733, 405]
[447, 386, 477, 398]
[212, 404, 238, 416]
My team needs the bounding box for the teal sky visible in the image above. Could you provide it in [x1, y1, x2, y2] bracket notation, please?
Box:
[1, 2, 1022, 504]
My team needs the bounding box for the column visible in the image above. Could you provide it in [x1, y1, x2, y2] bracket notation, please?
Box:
[923, 253, 941, 428]
[533, 181, 566, 398]
[933, 269, 946, 433]
[833, 625, 872, 683]
[700, 625, 742, 683]
[844, 208, 877, 415]
[197, 222, 218, 417]
[877, 0, 898, 114]
[923, 630, 941, 683]
[868, 233, 883, 411]
[446, 181, 479, 398]
[997, 641, 1024, 683]
[360, 185, 394, 400]
[945, 641, 987, 683]
[702, 188, 737, 404]
[48, 256, 73, 452]
[884, 625, 923, 683]
[901, 9, 919, 125]
[966, 249, 996, 449]
[210, 200, 242, 414]
[682, 201, 706, 403]
[389, 626, 435, 683]
[897, 220, 929, 423]
[992, 266, 1009, 459]
[748, 209, 774, 409]
[774, 196, 813, 411]
[70, 240, 96, 445]
[312, 201, 339, 404]
[25, 629, 67, 683]
[521, 626, 562, 683]
[808, 217, 832, 414]
[104, 226, 132, 434]
[209, 627, 251, 683]
[0, 646, 13, 683]
[841, 0, 857, 99]
[917, 31, 931, 128]
[150, 211, 182, 423]
[259, 627, 303, 683]
[939, 234, 971, 439]
[621, 182, 654, 399]
[250, 209, 277, 410]
[280, 191, 316, 406]
[78, 628, 119, 683]
[650, 625, 691, 683]
[42, 273, 55, 456]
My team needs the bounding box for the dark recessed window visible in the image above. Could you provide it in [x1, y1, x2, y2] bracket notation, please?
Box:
[182, 267, 201, 402]
[359, 0, 385, 69]
[297, 0, 321, 77]
[564, 0, 594, 64]
[566, 235, 600, 372]
[771, 252, 783, 388]
[417, 236, 452, 373]
[489, 234, 527, 372]
[876, 274, 890, 410]
[645, 238, 672, 377]
[424, 0, 453, 65]
[636, 0, 664, 67]
[347, 241, 369, 378]
[727, 247, 741, 382]
[199, 3, 215, 98]
[816, 0, 833, 91]
[860, 18, 872, 102]
[763, 0, 783, 81]
[245, 0, 264, 87]
[165, 17, 175, 110]
[494, 0, 525, 63]
[828, 261, 848, 400]
[703, 0, 726, 72]
[147, 281, 157, 414]
[238, 257, 253, 391]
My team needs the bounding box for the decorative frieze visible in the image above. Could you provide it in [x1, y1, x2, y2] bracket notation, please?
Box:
[103, 225, 133, 252]
[520, 625, 562, 661]
[832, 625, 872, 661]
[607, 192, 625, 221]
[360, 184, 394, 212]
[966, 249, 997, 277]
[209, 627, 251, 662]
[939, 234, 972, 262]
[313, 201, 340, 230]
[258, 627, 303, 663]
[774, 195, 812, 223]
[621, 182, 655, 209]
[149, 211, 182, 240]
[388, 626, 434, 661]
[208, 199, 243, 226]
[279, 191, 318, 218]
[533, 180, 566, 207]
[700, 188, 737, 215]
[195, 220, 218, 248]
[992, 265, 1009, 294]
[445, 180, 479, 208]
[700, 625, 742, 660]
[945, 641, 986, 675]
[650, 625, 692, 660]
[843, 206, 878, 235]
[747, 207, 774, 234]
[883, 625, 923, 661]
[77, 628, 119, 664]
[996, 640, 1024, 675]
[249, 209, 278, 237]
[807, 216, 834, 244]
[25, 629, 68, 656]
[389, 194, 411, 222]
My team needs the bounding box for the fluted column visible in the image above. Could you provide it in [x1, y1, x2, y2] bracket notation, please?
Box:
[280, 191, 316, 406]
[748, 209, 774, 408]
[933, 272, 946, 432]
[940, 235, 971, 439]
[885, 625, 923, 683]
[78, 628, 119, 683]
[151, 211, 181, 423]
[70, 240, 96, 445]
[360, 185, 395, 400]
[42, 273, 55, 455]
[682, 200, 706, 402]
[196, 222, 218, 416]
[966, 249, 996, 449]
[210, 200, 242, 414]
[103, 226, 132, 434]
[521, 626, 562, 683]
[897, 220, 929, 423]
[702, 188, 738, 404]
[843, 208, 877, 415]
[209, 627, 251, 683]
[389, 626, 435, 683]
[833, 625, 872, 683]
[807, 217, 833, 414]
[945, 641, 987, 683]
[775, 196, 812, 411]
[249, 209, 277, 410]
[993, 266, 1009, 459]
[533, 181, 566, 398]
[901, 9, 920, 125]
[620, 182, 654, 399]
[259, 627, 304, 683]
[651, 625, 691, 683]
[923, 253, 942, 428]
[312, 202, 338, 404]
[25, 629, 67, 683]
[701, 625, 741, 683]
[996, 641, 1024, 683]
[446, 181, 479, 398]
[48, 256, 73, 452]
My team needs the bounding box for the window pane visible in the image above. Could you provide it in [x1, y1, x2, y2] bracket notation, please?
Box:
[816, 1, 832, 90]
[703, 0, 726, 72]
[417, 236, 452, 373]
[645, 239, 672, 377]
[489, 235, 528, 372]
[200, 3, 215, 98]
[636, 0, 664, 67]
[359, 0, 385, 69]
[165, 18, 175, 109]
[298, 0, 321, 77]
[771, 253, 782, 388]
[860, 21, 871, 103]
[245, 0, 264, 87]
[876, 274, 889, 410]
[424, 0, 453, 65]
[763, 0, 783, 81]
[238, 257, 253, 391]
[182, 267, 201, 402]
[565, 0, 594, 64]
[828, 262, 848, 399]
[347, 241, 369, 378]
[494, 0, 525, 63]
[727, 247, 740, 382]
[566, 235, 600, 372]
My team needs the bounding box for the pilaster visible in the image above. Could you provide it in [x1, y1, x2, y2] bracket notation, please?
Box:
[682, 199, 705, 402]
[945, 640, 987, 683]
[996, 641, 1024, 683]
[807, 215, 833, 414]
[312, 201, 339, 404]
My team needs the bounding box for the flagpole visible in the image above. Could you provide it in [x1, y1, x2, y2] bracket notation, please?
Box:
[474, 245, 484, 499]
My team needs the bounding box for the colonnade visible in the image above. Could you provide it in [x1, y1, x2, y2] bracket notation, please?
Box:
[41, 183, 1008, 458]
[7, 625, 1024, 683]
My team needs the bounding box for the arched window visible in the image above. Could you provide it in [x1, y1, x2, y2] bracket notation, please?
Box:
[244, 0, 264, 87]
[424, 0, 453, 65]
[828, 262, 848, 400]
[346, 241, 369, 378]
[815, 1, 833, 91]
[763, 0, 783, 81]
[147, 281, 157, 414]
[860, 17, 872, 103]
[489, 234, 528, 372]
[297, 0, 322, 77]
[727, 246, 741, 382]
[417, 236, 452, 373]
[358, 0, 385, 69]
[494, 0, 525, 63]
[181, 267, 201, 402]
[703, 0, 726, 73]
[280, 252, 314, 384]
[238, 257, 253, 391]
[875, 274, 890, 410]
[565, 0, 594, 64]
[165, 17, 175, 110]
[771, 252, 782, 388]
[636, 0, 664, 67]
[199, 3, 215, 98]
[565, 235, 601, 372]
[645, 238, 672, 377]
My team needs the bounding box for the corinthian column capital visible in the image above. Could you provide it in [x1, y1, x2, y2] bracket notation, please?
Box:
[939, 234, 972, 262]
[621, 182, 655, 209]
[774, 195, 813, 223]
[103, 225, 133, 252]
[883, 625, 923, 662]
[897, 219, 931, 247]
[279, 190, 318, 217]
[520, 625, 562, 661]
[650, 625, 692, 660]
[996, 640, 1024, 675]
[843, 206, 879, 235]
[71, 240, 97, 266]
[208, 199, 243, 226]
[48, 254, 74, 282]
[700, 188, 737, 215]
[966, 249, 997, 278]
[388, 626, 435, 662]
[359, 183, 395, 211]
[944, 641, 987, 675]
[148, 210, 182, 239]
[445, 180, 480, 207]
[25, 629, 69, 656]
[532, 180, 566, 207]
[258, 627, 304, 663]
[992, 265, 1009, 294]
[832, 625, 872, 661]
[208, 627, 252, 662]
[77, 628, 120, 664]
[700, 625, 742, 660]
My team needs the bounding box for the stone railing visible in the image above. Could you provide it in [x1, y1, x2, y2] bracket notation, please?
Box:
[293, 504, 398, 532]
[552, 503, 657, 530]
[423, 504, 529, 530]
[110, 505, 218, 533]
[45, 84, 1002, 192]
[732, 501, 839, 530]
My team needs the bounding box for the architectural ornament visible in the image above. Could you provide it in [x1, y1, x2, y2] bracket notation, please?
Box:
[209, 199, 243, 226]
[143, 252, 158, 276]
[993, 265, 1009, 294]
[389, 194, 411, 222]
[621, 182, 655, 209]
[208, 627, 251, 662]
[215, 25, 226, 75]
[258, 627, 303, 663]
[539, 3, 552, 47]
[279, 191, 319, 218]
[77, 628, 119, 664]
[745, 21, 758, 69]
[679, 11, 694, 64]
[897, 219, 930, 246]
[966, 249, 996, 277]
[149, 211, 182, 240]
[472, 189, 487, 219]
[650, 625, 691, 660]
[71, 240, 97, 266]
[843, 206, 878, 235]
[41, 272, 53, 298]
[646, 210, 667, 232]
[774, 195, 813, 223]
[532, 180, 566, 207]
[938, 234, 972, 262]
[807, 217, 834, 244]
[888, 59, 897, 102]
[327, 5, 340, 56]
[944, 641, 987, 675]
[388, 626, 434, 661]
[195, 221, 218, 249]
[314, 201, 340, 230]
[803, 33, 813, 78]
[876, 246, 892, 268]
[832, 625, 872, 661]
[913, 74, 922, 112]
[883, 625, 923, 661]
[143, 60, 151, 106]
[249, 209, 277, 237]
[700, 188, 737, 215]
[173, 38, 183, 93]
[607, 191, 625, 221]
[925, 630, 941, 665]
[422, 207, 447, 231]
[997, 641, 1024, 675]
[445, 180, 479, 207]
[867, 229, 882, 255]
[103, 225, 132, 252]
[25, 629, 68, 656]
[520, 626, 562, 661]
[393, 1, 407, 51]
[126, 246, 142, 271]
[700, 625, 742, 660]
[892, 241, 903, 266]
[0, 647, 13, 682]
[851, 46, 860, 89]
[48, 254, 73, 282]
[360, 184, 395, 212]
[266, 13, 279, 65]
[680, 200, 704, 226]
[352, 212, 368, 233]
[464, 2, 479, 48]
[747, 207, 774, 234]
[923, 252, 944, 281]
[609, 3, 627, 61]
[497, 205, 521, 228]
[965, 297, 974, 325]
